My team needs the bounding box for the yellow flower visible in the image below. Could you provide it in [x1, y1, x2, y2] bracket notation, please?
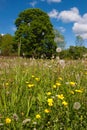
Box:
[5, 83, 9, 86]
[56, 82, 61, 86]
[46, 92, 51, 96]
[35, 78, 40, 81]
[85, 72, 87, 75]
[32, 75, 35, 78]
[70, 82, 76, 86]
[5, 118, 11, 124]
[75, 89, 83, 93]
[47, 98, 53, 106]
[58, 77, 63, 80]
[53, 85, 57, 88]
[58, 94, 64, 100]
[28, 84, 34, 88]
[70, 90, 74, 94]
[62, 101, 68, 106]
[44, 109, 50, 113]
[36, 114, 41, 119]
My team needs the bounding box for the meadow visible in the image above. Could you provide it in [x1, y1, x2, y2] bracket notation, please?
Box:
[0, 57, 87, 130]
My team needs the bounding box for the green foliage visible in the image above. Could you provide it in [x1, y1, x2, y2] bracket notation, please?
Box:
[0, 34, 16, 56]
[59, 46, 87, 60]
[15, 8, 57, 58]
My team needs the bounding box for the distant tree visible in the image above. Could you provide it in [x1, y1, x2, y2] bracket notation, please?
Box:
[68, 46, 86, 59]
[75, 35, 84, 46]
[15, 8, 57, 58]
[0, 34, 15, 56]
[54, 29, 66, 50]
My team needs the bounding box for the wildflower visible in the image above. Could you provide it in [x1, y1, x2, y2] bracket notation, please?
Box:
[58, 94, 64, 100]
[70, 82, 76, 86]
[58, 77, 63, 80]
[22, 118, 31, 125]
[5, 82, 9, 86]
[46, 92, 51, 96]
[75, 89, 83, 93]
[12, 113, 19, 121]
[28, 84, 34, 88]
[32, 75, 35, 78]
[33, 128, 37, 130]
[73, 102, 81, 110]
[21, 112, 24, 116]
[36, 114, 41, 119]
[59, 60, 65, 68]
[33, 122, 37, 125]
[53, 85, 56, 88]
[56, 47, 62, 53]
[5, 118, 11, 124]
[44, 109, 50, 113]
[62, 101, 68, 106]
[85, 72, 87, 75]
[35, 78, 40, 81]
[70, 90, 74, 94]
[47, 98, 54, 106]
[56, 82, 61, 86]
[0, 123, 3, 126]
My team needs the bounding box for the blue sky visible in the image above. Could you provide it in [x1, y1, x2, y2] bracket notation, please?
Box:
[0, 0, 87, 48]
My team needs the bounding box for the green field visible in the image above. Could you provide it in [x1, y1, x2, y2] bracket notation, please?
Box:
[0, 57, 87, 130]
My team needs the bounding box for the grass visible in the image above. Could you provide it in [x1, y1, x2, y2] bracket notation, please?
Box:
[0, 57, 87, 130]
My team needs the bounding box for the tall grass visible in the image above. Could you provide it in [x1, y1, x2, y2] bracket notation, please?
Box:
[0, 57, 87, 130]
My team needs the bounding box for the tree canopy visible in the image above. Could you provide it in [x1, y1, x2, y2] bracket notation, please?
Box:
[15, 8, 57, 58]
[0, 34, 15, 56]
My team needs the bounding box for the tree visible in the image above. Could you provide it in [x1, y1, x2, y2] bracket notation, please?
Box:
[75, 35, 84, 46]
[15, 8, 57, 58]
[68, 46, 86, 59]
[54, 29, 66, 50]
[0, 34, 15, 56]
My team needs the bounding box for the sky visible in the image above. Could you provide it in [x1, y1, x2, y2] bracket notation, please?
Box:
[0, 0, 87, 48]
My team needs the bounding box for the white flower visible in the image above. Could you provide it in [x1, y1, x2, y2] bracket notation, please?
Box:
[56, 47, 62, 53]
[22, 118, 31, 125]
[73, 102, 81, 110]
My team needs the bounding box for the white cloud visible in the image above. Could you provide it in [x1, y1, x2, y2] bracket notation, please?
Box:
[72, 12, 87, 39]
[73, 22, 87, 39]
[48, 7, 87, 39]
[29, 1, 37, 7]
[48, 9, 59, 18]
[73, 23, 87, 34]
[47, 0, 61, 3]
[58, 7, 81, 23]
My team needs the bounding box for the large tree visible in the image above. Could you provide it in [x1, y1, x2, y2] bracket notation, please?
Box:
[15, 8, 57, 58]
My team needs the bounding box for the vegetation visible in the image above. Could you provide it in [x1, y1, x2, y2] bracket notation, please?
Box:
[0, 57, 87, 129]
[0, 34, 16, 56]
[14, 8, 57, 58]
[58, 46, 87, 60]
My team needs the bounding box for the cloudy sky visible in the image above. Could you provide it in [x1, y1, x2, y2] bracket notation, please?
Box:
[0, 0, 87, 47]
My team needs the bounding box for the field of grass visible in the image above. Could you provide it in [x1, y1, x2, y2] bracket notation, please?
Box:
[0, 57, 87, 130]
